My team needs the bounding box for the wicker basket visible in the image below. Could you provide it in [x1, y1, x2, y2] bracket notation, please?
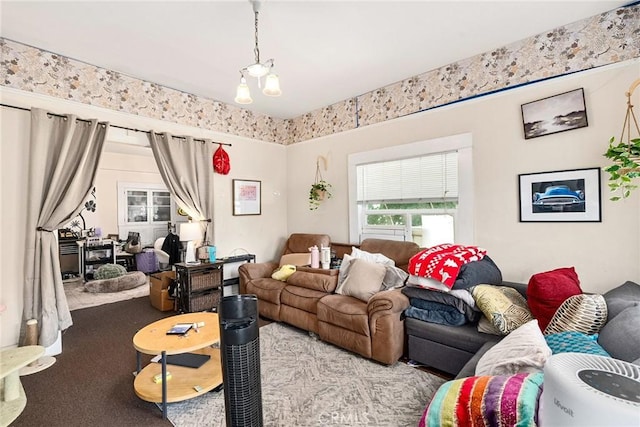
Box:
[187, 289, 221, 312]
[189, 268, 222, 292]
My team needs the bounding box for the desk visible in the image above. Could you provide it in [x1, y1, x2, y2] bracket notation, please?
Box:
[133, 312, 222, 419]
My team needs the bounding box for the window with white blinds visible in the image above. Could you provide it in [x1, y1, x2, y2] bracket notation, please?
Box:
[356, 152, 458, 204]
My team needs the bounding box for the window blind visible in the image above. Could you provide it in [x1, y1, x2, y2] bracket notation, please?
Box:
[356, 151, 458, 203]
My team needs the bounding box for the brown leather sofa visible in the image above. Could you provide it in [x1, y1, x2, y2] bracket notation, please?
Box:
[239, 234, 421, 365]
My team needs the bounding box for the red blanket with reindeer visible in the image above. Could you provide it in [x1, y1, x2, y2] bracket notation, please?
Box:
[408, 244, 487, 289]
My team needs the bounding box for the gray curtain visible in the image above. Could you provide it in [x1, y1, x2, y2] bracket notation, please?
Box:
[24, 108, 108, 347]
[148, 132, 214, 239]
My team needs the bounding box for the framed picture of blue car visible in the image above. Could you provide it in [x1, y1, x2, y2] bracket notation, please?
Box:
[519, 168, 601, 222]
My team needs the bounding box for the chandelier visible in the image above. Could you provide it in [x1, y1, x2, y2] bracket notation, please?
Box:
[235, 0, 281, 104]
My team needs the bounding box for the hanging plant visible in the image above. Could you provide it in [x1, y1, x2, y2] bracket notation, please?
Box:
[309, 157, 332, 210]
[603, 137, 640, 201]
[603, 78, 640, 201]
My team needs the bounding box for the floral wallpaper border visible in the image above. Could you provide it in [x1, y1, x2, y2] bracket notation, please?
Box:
[1, 4, 638, 145]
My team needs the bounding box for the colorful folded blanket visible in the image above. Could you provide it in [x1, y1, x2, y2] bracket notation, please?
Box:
[408, 244, 487, 288]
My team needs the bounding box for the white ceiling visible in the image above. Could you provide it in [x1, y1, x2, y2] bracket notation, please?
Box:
[0, 1, 628, 119]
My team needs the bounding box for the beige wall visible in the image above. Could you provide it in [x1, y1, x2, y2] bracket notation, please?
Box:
[286, 60, 640, 294]
[0, 87, 288, 348]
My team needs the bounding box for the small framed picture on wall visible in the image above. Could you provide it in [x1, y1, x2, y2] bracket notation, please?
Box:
[521, 88, 588, 139]
[232, 179, 261, 216]
[518, 167, 601, 222]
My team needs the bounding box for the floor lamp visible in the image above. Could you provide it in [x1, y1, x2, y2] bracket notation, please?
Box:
[180, 221, 202, 264]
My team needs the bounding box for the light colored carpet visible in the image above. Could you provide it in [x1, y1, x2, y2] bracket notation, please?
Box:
[165, 322, 445, 427]
[64, 276, 149, 311]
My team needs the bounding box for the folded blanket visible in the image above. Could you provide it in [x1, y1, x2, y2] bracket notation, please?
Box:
[405, 301, 468, 326]
[403, 286, 479, 322]
[408, 244, 487, 289]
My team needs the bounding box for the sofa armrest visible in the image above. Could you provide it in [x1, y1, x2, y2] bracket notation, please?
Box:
[455, 341, 498, 379]
[367, 288, 410, 317]
[238, 262, 278, 294]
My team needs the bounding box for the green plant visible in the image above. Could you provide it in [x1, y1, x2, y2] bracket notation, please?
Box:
[309, 180, 332, 210]
[94, 263, 127, 280]
[603, 136, 640, 201]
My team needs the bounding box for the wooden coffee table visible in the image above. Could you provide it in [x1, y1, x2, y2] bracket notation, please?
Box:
[133, 312, 222, 419]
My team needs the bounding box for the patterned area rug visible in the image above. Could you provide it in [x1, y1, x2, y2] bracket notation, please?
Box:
[165, 322, 445, 427]
[64, 276, 149, 311]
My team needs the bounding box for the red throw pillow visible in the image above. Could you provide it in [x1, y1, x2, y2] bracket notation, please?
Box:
[526, 267, 582, 332]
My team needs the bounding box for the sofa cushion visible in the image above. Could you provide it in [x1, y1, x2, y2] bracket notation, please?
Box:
[282, 233, 330, 255]
[527, 266, 582, 332]
[245, 278, 287, 305]
[544, 331, 611, 357]
[280, 285, 327, 314]
[405, 320, 497, 354]
[598, 304, 640, 362]
[543, 293, 607, 336]
[286, 271, 338, 293]
[336, 258, 386, 302]
[472, 285, 533, 335]
[475, 320, 551, 376]
[603, 280, 640, 320]
[422, 372, 544, 427]
[317, 294, 370, 336]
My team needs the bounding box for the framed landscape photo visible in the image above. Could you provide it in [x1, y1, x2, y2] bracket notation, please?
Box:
[233, 179, 261, 215]
[518, 168, 601, 222]
[521, 88, 588, 139]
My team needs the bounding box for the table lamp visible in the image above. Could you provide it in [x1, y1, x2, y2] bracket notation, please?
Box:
[180, 221, 202, 264]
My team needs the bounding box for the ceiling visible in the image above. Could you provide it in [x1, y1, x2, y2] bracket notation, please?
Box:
[0, 1, 629, 120]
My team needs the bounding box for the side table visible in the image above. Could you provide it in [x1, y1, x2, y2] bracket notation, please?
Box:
[0, 345, 45, 427]
[132, 312, 222, 419]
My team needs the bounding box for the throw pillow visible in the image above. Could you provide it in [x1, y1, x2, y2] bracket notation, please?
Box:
[94, 263, 127, 280]
[475, 319, 551, 376]
[350, 247, 395, 266]
[279, 253, 310, 267]
[421, 372, 544, 427]
[597, 304, 640, 363]
[271, 265, 296, 281]
[452, 255, 503, 291]
[527, 266, 582, 332]
[336, 258, 386, 302]
[472, 285, 533, 335]
[477, 316, 503, 336]
[381, 265, 409, 290]
[335, 253, 354, 292]
[543, 294, 608, 335]
[603, 280, 640, 320]
[544, 331, 611, 357]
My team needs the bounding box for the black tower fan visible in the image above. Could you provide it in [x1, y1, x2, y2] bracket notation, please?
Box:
[218, 295, 263, 427]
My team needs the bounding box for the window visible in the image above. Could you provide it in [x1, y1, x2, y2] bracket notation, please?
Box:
[117, 182, 178, 246]
[348, 133, 473, 245]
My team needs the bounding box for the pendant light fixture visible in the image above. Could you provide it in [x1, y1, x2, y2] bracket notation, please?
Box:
[234, 0, 281, 104]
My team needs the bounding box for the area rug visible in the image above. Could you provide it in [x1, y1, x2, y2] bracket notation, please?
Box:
[165, 322, 446, 427]
[64, 276, 149, 311]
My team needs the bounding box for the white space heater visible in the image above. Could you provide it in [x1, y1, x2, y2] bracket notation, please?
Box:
[540, 353, 640, 426]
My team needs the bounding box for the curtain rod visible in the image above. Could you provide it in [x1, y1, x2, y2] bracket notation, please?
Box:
[0, 102, 232, 147]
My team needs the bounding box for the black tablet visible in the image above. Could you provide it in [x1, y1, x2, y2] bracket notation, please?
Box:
[166, 323, 193, 335]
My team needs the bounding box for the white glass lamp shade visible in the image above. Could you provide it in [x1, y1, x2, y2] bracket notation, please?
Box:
[179, 222, 202, 263]
[234, 78, 253, 104]
[262, 73, 282, 97]
[246, 62, 270, 78]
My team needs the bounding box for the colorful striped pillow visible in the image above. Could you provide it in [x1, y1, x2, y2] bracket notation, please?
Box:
[420, 372, 543, 427]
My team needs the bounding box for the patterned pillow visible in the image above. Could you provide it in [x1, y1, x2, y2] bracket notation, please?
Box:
[544, 331, 611, 357]
[472, 285, 533, 335]
[543, 294, 608, 335]
[421, 372, 543, 427]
